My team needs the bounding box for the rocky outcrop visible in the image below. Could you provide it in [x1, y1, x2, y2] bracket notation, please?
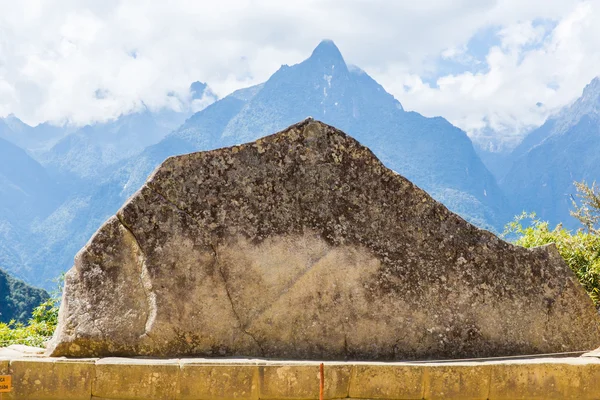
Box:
[48, 119, 600, 359]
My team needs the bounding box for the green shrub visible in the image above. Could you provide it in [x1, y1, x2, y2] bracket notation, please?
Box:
[0, 298, 59, 347]
[571, 180, 600, 234]
[504, 212, 600, 307]
[0, 275, 62, 348]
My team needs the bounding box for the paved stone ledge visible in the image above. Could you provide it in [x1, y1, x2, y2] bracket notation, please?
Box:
[1, 354, 600, 399]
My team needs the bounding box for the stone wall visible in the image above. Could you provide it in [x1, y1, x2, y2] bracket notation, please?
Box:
[1, 356, 600, 399]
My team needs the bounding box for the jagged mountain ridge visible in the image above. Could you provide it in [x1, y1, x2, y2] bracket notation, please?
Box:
[501, 77, 600, 228]
[0, 116, 75, 158]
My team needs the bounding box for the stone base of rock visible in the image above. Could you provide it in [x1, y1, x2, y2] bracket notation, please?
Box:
[1, 348, 600, 399]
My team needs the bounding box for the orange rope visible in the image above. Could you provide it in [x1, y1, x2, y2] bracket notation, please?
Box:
[319, 363, 324, 400]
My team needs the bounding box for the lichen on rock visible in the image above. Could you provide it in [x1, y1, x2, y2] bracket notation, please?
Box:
[47, 118, 600, 359]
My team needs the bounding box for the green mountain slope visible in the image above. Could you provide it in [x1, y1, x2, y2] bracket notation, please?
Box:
[0, 268, 49, 323]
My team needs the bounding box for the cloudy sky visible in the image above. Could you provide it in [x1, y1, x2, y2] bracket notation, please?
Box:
[0, 0, 599, 148]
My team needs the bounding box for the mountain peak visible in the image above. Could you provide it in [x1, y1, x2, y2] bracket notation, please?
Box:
[190, 81, 208, 100]
[307, 40, 347, 71]
[561, 76, 600, 122]
[582, 76, 600, 100]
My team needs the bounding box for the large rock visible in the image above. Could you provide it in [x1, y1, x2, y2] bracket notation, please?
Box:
[48, 119, 600, 359]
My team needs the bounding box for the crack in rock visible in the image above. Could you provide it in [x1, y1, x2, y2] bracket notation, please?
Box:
[147, 182, 267, 352]
[210, 243, 265, 356]
[116, 213, 157, 340]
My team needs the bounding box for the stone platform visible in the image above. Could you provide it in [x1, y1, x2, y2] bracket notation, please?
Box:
[1, 346, 600, 399]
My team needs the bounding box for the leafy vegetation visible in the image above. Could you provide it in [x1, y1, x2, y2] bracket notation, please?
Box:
[0, 274, 62, 348]
[504, 180, 600, 307]
[571, 180, 600, 234]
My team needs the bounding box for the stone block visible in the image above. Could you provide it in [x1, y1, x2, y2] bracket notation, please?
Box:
[489, 359, 600, 400]
[424, 363, 491, 399]
[93, 358, 179, 400]
[7, 358, 94, 400]
[258, 363, 351, 399]
[179, 361, 258, 400]
[0, 359, 8, 374]
[0, 361, 10, 396]
[348, 364, 424, 399]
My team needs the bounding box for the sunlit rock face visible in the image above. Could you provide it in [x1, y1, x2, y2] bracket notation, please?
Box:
[48, 119, 600, 360]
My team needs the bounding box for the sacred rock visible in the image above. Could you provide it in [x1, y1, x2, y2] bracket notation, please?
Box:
[47, 119, 600, 359]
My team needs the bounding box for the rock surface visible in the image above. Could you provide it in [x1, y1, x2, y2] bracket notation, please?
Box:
[48, 119, 600, 359]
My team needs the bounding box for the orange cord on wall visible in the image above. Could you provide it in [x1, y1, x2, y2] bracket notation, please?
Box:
[319, 363, 324, 400]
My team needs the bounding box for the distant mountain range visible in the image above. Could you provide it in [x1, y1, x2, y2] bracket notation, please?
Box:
[0, 82, 216, 287]
[500, 77, 600, 228]
[0, 40, 598, 289]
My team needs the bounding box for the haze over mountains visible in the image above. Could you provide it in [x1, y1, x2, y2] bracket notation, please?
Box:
[0, 40, 598, 289]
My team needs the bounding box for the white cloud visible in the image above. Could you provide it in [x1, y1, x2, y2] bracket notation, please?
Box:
[0, 0, 596, 147]
[373, 1, 600, 149]
[498, 20, 546, 50]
